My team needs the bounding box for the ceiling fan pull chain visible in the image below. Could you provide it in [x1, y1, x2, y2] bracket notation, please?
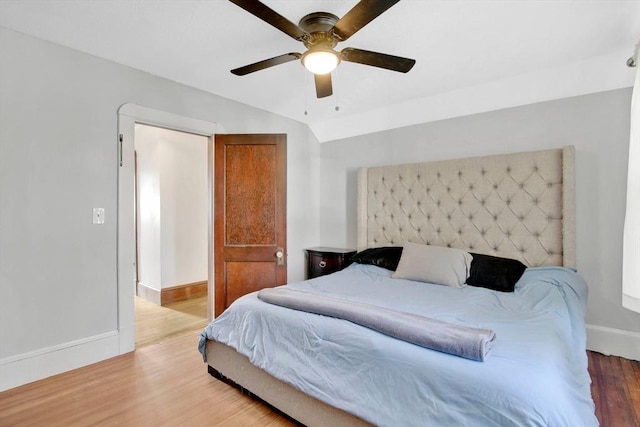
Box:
[334, 68, 340, 112]
[304, 68, 309, 115]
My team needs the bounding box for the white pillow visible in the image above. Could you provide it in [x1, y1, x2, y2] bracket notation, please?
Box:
[392, 242, 472, 287]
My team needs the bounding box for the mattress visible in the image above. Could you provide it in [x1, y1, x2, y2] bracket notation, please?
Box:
[199, 263, 597, 426]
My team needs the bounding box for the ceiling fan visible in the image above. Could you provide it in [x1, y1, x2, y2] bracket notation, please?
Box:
[228, 0, 416, 98]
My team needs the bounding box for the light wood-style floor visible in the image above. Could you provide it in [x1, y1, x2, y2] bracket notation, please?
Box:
[0, 330, 294, 426]
[135, 295, 209, 348]
[0, 326, 638, 426]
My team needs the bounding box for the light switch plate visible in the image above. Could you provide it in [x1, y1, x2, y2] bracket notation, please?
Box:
[93, 208, 105, 224]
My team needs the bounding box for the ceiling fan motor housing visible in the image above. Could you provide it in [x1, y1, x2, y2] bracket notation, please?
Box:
[299, 12, 339, 49]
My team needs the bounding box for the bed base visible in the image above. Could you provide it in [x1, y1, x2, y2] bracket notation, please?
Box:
[207, 365, 303, 426]
[206, 340, 372, 427]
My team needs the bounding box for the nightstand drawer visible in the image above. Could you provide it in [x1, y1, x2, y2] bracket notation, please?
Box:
[305, 247, 357, 279]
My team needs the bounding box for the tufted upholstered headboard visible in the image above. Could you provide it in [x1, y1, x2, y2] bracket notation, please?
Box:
[357, 147, 575, 268]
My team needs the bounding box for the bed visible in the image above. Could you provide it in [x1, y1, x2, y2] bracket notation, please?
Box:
[199, 146, 598, 426]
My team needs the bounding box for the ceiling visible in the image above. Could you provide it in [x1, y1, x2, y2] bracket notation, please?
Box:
[1, 1, 638, 142]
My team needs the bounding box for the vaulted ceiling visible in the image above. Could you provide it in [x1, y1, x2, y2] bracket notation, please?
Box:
[1, 1, 638, 142]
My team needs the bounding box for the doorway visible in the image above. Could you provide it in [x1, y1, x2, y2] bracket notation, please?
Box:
[117, 104, 217, 354]
[133, 124, 209, 347]
[117, 106, 288, 353]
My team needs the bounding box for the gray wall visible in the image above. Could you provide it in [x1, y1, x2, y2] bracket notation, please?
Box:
[0, 28, 319, 360]
[317, 88, 640, 337]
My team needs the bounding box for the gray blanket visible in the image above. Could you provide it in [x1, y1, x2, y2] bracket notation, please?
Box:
[257, 288, 496, 361]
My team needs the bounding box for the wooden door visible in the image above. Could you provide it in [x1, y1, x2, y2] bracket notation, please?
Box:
[214, 134, 287, 316]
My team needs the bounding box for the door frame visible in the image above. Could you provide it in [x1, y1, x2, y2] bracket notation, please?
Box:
[117, 103, 218, 353]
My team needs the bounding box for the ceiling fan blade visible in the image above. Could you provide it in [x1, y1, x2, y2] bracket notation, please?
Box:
[332, 0, 400, 41]
[341, 47, 415, 73]
[314, 73, 333, 98]
[231, 53, 301, 76]
[228, 0, 308, 41]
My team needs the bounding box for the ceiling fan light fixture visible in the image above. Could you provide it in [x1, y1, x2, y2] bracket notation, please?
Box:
[302, 49, 340, 75]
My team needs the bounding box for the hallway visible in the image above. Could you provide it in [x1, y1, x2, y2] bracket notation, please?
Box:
[135, 295, 208, 348]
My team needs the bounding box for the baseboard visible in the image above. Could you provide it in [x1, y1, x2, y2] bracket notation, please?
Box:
[586, 324, 640, 361]
[0, 330, 121, 392]
[136, 281, 207, 306]
[136, 281, 161, 305]
[161, 281, 208, 305]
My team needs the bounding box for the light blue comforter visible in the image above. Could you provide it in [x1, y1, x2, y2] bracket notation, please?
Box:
[199, 264, 598, 427]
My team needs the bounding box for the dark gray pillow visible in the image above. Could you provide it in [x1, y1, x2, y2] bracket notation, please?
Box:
[467, 253, 527, 292]
[351, 247, 403, 271]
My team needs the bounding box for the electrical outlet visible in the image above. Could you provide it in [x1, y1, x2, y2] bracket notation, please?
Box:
[93, 208, 105, 224]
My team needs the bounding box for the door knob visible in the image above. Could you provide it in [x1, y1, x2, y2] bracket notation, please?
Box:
[276, 248, 284, 266]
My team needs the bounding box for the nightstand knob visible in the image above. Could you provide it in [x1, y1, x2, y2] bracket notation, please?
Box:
[319, 261, 327, 268]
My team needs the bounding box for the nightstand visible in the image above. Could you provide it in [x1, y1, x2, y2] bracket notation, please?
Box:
[305, 247, 357, 279]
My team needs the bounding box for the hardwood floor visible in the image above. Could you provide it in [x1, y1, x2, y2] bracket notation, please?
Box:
[0, 331, 637, 426]
[135, 295, 209, 348]
[0, 330, 295, 427]
[588, 351, 640, 427]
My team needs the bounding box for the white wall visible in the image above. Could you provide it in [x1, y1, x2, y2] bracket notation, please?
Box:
[136, 126, 162, 290]
[317, 88, 640, 359]
[0, 28, 320, 390]
[159, 127, 208, 288]
[135, 124, 208, 291]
